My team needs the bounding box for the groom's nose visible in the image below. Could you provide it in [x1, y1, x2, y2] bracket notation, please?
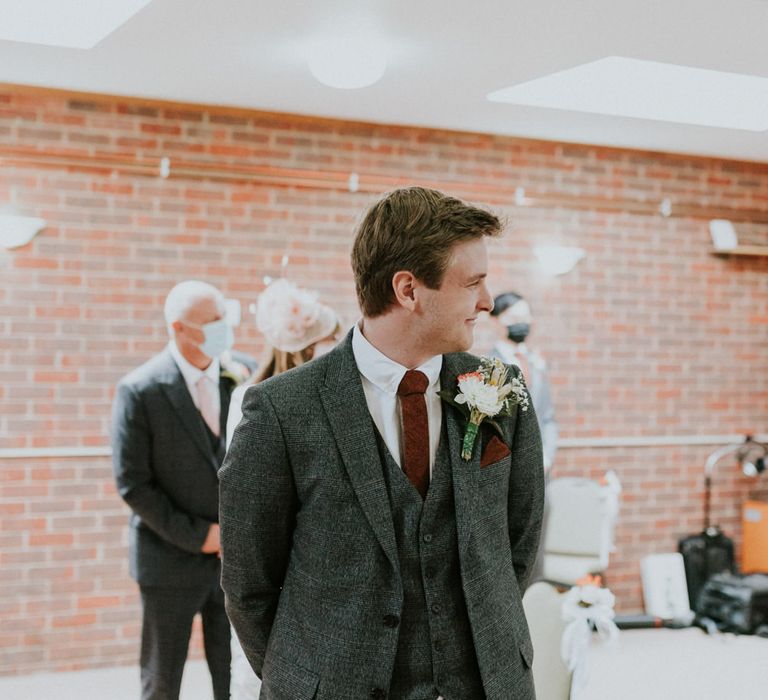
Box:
[477, 281, 493, 313]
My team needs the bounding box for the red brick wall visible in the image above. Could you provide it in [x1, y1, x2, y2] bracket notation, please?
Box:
[1, 85, 767, 675]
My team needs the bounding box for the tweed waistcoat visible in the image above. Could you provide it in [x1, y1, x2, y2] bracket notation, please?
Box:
[376, 427, 485, 700]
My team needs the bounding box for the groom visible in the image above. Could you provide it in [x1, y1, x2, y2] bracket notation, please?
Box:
[220, 187, 545, 700]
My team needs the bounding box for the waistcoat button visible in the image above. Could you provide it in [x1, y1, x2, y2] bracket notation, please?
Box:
[383, 614, 400, 628]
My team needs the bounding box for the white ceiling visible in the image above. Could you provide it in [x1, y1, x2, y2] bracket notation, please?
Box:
[1, 0, 768, 162]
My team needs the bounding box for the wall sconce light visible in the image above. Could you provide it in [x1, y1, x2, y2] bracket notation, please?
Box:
[533, 245, 586, 276]
[709, 219, 738, 251]
[743, 456, 766, 478]
[0, 214, 46, 249]
[703, 436, 767, 528]
[737, 436, 767, 477]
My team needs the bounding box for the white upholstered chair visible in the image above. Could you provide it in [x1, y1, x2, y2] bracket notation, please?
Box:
[542, 472, 621, 586]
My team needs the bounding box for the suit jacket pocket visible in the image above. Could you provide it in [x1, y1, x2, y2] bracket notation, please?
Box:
[261, 650, 319, 700]
[480, 435, 511, 468]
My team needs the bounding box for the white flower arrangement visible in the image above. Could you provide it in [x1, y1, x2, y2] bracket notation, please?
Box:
[440, 357, 529, 461]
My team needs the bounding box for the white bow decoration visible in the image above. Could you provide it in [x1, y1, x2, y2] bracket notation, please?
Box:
[561, 576, 620, 700]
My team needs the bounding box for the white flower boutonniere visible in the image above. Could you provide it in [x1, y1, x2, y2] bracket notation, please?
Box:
[439, 357, 529, 461]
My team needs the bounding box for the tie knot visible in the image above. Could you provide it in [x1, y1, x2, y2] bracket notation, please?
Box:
[397, 370, 429, 396]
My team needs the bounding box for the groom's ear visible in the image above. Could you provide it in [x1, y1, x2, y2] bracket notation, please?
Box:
[392, 270, 418, 311]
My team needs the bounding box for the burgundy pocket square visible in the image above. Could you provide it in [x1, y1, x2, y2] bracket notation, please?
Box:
[480, 436, 511, 468]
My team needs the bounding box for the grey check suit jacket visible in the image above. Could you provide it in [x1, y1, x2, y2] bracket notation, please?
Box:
[220, 333, 545, 699]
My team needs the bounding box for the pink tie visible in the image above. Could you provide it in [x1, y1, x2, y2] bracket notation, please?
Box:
[196, 376, 220, 436]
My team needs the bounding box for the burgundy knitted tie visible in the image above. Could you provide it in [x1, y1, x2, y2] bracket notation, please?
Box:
[397, 369, 430, 499]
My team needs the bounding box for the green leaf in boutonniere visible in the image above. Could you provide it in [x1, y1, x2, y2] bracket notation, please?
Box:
[440, 357, 529, 461]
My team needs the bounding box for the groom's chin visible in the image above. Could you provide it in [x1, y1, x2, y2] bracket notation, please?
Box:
[447, 333, 474, 355]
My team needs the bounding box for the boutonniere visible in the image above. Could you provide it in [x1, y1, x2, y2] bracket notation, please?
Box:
[219, 352, 251, 386]
[439, 357, 529, 461]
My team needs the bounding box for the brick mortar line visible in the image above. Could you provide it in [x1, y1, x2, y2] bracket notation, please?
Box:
[2, 434, 766, 458]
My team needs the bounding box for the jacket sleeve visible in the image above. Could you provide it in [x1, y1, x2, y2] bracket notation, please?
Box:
[110, 381, 210, 552]
[219, 385, 297, 678]
[506, 366, 546, 590]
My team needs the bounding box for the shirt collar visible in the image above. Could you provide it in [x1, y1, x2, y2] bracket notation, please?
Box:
[168, 340, 220, 386]
[352, 322, 442, 395]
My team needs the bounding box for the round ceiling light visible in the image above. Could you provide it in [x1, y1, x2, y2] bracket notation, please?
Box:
[307, 36, 387, 90]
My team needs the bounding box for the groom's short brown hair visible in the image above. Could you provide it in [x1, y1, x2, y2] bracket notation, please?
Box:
[351, 187, 503, 318]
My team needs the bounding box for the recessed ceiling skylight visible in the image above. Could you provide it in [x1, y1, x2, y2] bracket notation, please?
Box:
[0, 0, 153, 50]
[488, 56, 768, 131]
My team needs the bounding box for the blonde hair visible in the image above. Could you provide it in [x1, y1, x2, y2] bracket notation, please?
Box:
[248, 317, 341, 385]
[251, 346, 313, 384]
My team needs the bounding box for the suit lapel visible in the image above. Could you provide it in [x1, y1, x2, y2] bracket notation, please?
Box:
[157, 351, 217, 466]
[441, 355, 479, 558]
[319, 334, 400, 574]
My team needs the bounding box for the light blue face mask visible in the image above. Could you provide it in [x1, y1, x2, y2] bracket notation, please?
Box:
[197, 318, 234, 358]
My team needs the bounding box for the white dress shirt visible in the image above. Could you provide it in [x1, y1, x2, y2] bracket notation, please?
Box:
[351, 324, 443, 473]
[225, 383, 248, 449]
[168, 341, 221, 425]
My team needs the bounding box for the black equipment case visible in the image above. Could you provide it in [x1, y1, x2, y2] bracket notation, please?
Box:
[696, 572, 768, 634]
[679, 526, 735, 610]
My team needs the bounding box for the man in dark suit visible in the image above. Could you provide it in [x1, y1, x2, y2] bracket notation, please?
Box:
[221, 188, 545, 700]
[112, 280, 241, 700]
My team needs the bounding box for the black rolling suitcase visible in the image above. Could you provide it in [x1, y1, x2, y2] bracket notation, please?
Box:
[679, 526, 735, 610]
[696, 572, 768, 634]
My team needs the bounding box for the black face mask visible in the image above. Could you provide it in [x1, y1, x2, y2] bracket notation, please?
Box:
[506, 323, 530, 344]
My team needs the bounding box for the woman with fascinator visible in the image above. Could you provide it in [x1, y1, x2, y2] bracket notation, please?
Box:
[224, 278, 340, 700]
